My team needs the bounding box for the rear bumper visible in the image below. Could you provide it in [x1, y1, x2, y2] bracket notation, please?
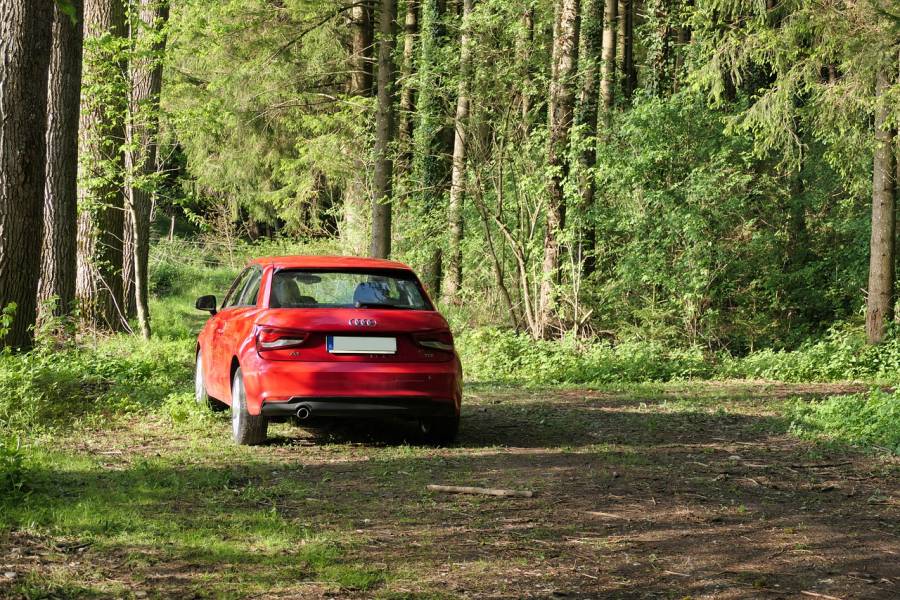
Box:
[239, 354, 463, 417]
[261, 396, 456, 419]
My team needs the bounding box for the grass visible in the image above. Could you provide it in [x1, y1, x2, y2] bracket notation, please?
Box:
[0, 239, 897, 597]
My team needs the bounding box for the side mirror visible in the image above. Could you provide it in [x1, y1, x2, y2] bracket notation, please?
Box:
[195, 295, 217, 314]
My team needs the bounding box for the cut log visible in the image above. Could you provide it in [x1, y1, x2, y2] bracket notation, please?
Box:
[427, 484, 534, 498]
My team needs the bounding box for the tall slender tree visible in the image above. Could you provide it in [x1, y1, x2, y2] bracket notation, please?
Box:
[77, 0, 128, 331]
[538, 0, 580, 339]
[0, 0, 54, 349]
[618, 0, 635, 100]
[575, 0, 602, 277]
[39, 0, 84, 319]
[413, 0, 452, 293]
[442, 0, 474, 303]
[600, 0, 617, 117]
[125, 0, 169, 339]
[370, 0, 398, 258]
[865, 67, 896, 344]
[398, 0, 419, 170]
[342, 0, 374, 255]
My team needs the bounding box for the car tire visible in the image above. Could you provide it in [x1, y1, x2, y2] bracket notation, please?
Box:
[420, 415, 459, 445]
[195, 351, 226, 411]
[231, 367, 268, 445]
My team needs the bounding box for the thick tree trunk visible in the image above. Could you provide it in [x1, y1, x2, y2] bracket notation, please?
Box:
[397, 0, 419, 169]
[39, 0, 84, 320]
[342, 0, 374, 255]
[538, 0, 579, 339]
[600, 0, 617, 116]
[442, 0, 473, 303]
[369, 0, 398, 258]
[0, 0, 53, 350]
[576, 0, 602, 277]
[866, 70, 897, 344]
[125, 0, 169, 339]
[77, 0, 128, 332]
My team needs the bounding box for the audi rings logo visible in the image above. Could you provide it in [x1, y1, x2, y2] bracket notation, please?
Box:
[349, 318, 377, 327]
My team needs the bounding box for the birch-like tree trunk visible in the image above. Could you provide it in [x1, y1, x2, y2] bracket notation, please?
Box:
[537, 0, 579, 339]
[576, 0, 602, 277]
[342, 0, 374, 255]
[0, 0, 53, 349]
[442, 0, 474, 303]
[600, 0, 617, 117]
[39, 0, 84, 320]
[397, 0, 419, 171]
[370, 0, 398, 258]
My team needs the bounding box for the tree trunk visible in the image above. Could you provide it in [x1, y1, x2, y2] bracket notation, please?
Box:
[125, 0, 168, 340]
[519, 5, 535, 128]
[412, 0, 452, 293]
[397, 0, 419, 170]
[619, 0, 635, 100]
[442, 0, 473, 303]
[342, 0, 374, 255]
[0, 0, 53, 350]
[77, 0, 128, 332]
[576, 0, 602, 277]
[39, 0, 84, 320]
[866, 69, 897, 344]
[600, 0, 617, 116]
[538, 0, 580, 339]
[369, 0, 398, 258]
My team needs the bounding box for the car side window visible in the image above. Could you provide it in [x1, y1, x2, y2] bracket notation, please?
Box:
[222, 268, 252, 308]
[237, 267, 263, 306]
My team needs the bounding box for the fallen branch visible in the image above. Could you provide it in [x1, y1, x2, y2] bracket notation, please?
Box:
[800, 591, 844, 600]
[789, 462, 852, 469]
[427, 484, 534, 498]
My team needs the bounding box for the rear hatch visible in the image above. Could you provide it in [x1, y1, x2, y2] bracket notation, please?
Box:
[254, 308, 455, 363]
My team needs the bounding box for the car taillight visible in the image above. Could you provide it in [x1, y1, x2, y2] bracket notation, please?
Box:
[256, 326, 308, 356]
[413, 331, 454, 352]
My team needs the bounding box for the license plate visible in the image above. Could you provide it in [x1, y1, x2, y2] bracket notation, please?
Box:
[327, 336, 397, 354]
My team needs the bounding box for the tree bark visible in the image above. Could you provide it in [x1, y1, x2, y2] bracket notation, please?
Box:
[576, 0, 602, 277]
[600, 0, 617, 116]
[412, 0, 452, 293]
[619, 0, 635, 100]
[125, 0, 168, 339]
[866, 69, 897, 344]
[519, 4, 535, 128]
[39, 0, 84, 320]
[0, 0, 53, 350]
[369, 0, 398, 258]
[441, 0, 473, 303]
[77, 0, 128, 332]
[538, 0, 579, 339]
[397, 0, 419, 169]
[342, 1, 374, 256]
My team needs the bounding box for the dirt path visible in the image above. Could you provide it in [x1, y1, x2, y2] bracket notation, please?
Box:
[1, 382, 898, 599]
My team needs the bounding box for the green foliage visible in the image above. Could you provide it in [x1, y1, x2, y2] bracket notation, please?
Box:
[0, 434, 26, 494]
[458, 328, 712, 385]
[789, 389, 900, 454]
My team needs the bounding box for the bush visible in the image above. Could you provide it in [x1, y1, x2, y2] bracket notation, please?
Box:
[789, 389, 900, 454]
[0, 434, 26, 494]
[457, 328, 712, 385]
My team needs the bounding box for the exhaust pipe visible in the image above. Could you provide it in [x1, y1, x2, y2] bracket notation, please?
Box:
[295, 406, 311, 420]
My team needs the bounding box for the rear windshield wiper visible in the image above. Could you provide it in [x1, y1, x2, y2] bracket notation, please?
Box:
[355, 302, 405, 309]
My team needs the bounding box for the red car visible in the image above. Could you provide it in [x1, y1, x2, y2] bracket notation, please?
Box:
[193, 256, 462, 445]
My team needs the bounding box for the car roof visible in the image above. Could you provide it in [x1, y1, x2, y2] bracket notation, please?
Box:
[250, 255, 414, 271]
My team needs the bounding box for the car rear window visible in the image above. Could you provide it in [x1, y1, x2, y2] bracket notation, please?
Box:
[270, 269, 432, 310]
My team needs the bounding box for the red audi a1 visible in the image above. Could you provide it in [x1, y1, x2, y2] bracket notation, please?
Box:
[194, 256, 462, 445]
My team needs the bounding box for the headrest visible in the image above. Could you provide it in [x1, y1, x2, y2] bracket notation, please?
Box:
[353, 281, 390, 306]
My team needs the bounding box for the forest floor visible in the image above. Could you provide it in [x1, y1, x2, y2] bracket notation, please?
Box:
[1, 381, 898, 599]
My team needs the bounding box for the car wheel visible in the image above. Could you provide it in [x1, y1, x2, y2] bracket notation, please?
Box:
[195, 351, 227, 411]
[420, 415, 459, 445]
[231, 367, 268, 445]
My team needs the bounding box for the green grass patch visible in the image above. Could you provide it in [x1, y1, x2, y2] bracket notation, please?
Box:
[789, 388, 900, 454]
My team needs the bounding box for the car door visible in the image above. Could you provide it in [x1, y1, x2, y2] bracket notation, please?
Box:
[214, 266, 264, 401]
[208, 266, 253, 399]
